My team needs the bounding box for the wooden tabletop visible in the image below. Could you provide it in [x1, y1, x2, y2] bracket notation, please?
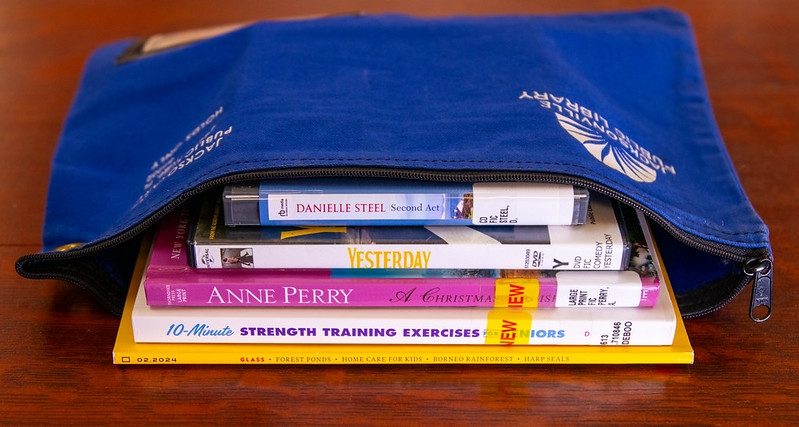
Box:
[2, 1, 797, 424]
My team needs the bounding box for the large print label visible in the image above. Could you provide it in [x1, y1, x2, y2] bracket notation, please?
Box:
[554, 271, 644, 307]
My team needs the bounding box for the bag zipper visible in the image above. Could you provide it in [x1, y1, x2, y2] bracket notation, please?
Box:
[17, 166, 773, 320]
[744, 257, 773, 322]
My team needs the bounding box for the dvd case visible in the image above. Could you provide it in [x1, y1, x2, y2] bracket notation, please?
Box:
[222, 179, 590, 226]
[188, 192, 635, 270]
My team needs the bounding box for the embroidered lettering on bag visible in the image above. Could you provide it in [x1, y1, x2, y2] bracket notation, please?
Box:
[520, 91, 676, 183]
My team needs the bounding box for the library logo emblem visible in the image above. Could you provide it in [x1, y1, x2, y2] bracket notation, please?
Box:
[554, 113, 657, 183]
[520, 91, 676, 183]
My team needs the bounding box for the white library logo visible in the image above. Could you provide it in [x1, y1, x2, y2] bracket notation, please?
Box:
[520, 91, 676, 183]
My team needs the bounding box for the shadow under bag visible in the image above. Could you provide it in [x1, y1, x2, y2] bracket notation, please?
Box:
[16, 9, 772, 320]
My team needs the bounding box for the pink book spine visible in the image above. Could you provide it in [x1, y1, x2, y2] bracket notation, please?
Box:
[143, 207, 659, 308]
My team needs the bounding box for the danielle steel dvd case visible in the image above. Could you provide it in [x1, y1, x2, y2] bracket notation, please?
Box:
[222, 179, 590, 226]
[188, 192, 635, 271]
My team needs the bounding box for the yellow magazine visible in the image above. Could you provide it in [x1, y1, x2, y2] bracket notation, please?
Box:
[112, 220, 694, 365]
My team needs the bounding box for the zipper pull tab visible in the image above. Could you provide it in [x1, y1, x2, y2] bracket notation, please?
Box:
[745, 257, 773, 322]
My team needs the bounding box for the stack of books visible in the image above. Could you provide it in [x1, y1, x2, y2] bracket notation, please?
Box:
[113, 180, 694, 364]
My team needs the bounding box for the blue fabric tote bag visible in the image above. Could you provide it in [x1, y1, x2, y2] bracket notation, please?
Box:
[16, 9, 772, 320]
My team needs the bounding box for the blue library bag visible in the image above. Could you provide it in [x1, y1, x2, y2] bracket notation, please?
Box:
[16, 9, 772, 320]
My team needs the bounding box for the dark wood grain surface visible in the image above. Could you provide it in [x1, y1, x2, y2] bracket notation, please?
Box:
[2, 1, 797, 424]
